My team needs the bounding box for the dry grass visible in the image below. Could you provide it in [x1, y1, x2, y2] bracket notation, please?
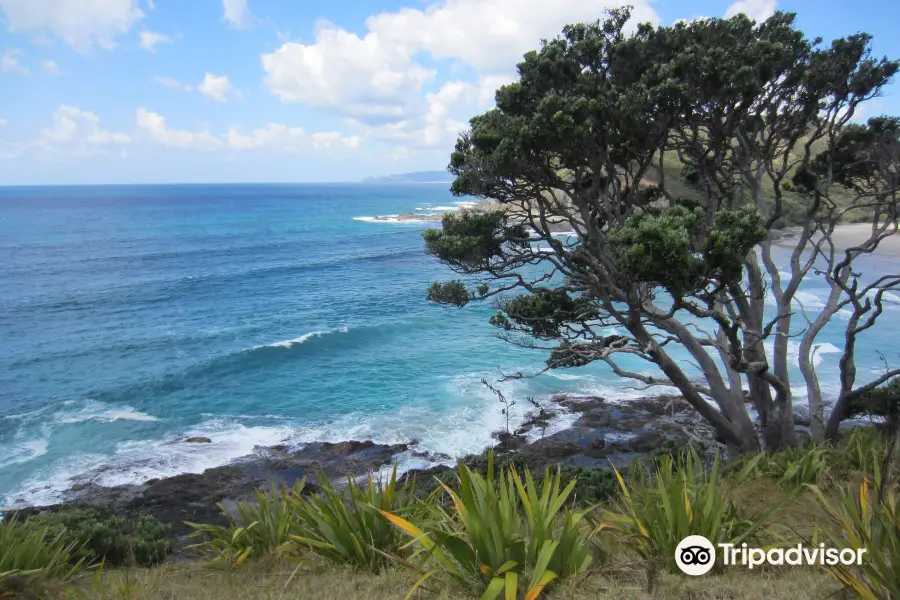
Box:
[56, 557, 839, 600]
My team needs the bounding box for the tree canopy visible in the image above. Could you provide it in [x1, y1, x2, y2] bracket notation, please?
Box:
[423, 7, 900, 453]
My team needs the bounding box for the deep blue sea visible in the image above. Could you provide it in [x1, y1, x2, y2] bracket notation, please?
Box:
[1, 184, 898, 507]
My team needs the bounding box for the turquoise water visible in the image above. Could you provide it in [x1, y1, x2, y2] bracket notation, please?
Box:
[1, 184, 898, 507]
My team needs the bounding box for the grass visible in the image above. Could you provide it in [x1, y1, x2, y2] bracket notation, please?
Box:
[55, 557, 837, 600]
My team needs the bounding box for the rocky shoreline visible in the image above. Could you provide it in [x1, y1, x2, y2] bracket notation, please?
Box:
[2, 393, 726, 545]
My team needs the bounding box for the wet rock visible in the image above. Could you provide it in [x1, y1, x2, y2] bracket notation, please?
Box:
[322, 440, 375, 455]
[615, 429, 668, 453]
[184, 437, 212, 444]
[523, 437, 581, 460]
[585, 438, 607, 458]
[492, 431, 527, 451]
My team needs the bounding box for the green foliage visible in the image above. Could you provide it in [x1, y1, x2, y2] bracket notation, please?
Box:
[849, 378, 900, 424]
[186, 480, 306, 568]
[381, 452, 601, 599]
[497, 293, 600, 338]
[605, 449, 773, 573]
[423, 211, 523, 269]
[809, 457, 900, 600]
[607, 206, 705, 295]
[25, 508, 170, 567]
[765, 444, 833, 489]
[285, 465, 422, 572]
[607, 206, 767, 294]
[1, 517, 84, 595]
[427, 281, 472, 307]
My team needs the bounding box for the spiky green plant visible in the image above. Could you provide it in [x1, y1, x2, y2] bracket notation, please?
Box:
[604, 449, 775, 573]
[381, 452, 602, 600]
[186, 479, 306, 568]
[286, 465, 421, 572]
[0, 517, 85, 595]
[767, 444, 833, 489]
[808, 456, 900, 600]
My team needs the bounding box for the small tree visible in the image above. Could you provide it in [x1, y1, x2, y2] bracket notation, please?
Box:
[423, 8, 900, 453]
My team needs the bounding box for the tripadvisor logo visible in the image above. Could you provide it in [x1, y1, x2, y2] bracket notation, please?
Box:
[675, 535, 716, 576]
[675, 535, 868, 575]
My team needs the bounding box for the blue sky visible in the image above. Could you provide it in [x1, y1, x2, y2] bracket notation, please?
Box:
[0, 0, 898, 185]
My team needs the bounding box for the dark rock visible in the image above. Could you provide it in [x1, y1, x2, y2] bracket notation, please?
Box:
[184, 437, 212, 444]
[584, 438, 607, 459]
[523, 437, 581, 459]
[615, 429, 668, 453]
[493, 431, 527, 451]
[411, 450, 452, 462]
[322, 440, 375, 455]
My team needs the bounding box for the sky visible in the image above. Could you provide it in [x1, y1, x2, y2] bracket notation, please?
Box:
[0, 0, 898, 185]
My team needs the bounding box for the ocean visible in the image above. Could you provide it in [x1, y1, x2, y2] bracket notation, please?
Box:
[1, 183, 898, 507]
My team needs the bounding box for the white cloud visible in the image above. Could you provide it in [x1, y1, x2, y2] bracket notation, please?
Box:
[136, 108, 361, 153]
[41, 105, 131, 145]
[223, 0, 251, 29]
[197, 73, 238, 102]
[311, 131, 362, 150]
[226, 123, 305, 150]
[366, 0, 659, 74]
[146, 0, 154, 9]
[155, 75, 193, 92]
[155, 73, 240, 101]
[41, 59, 59, 74]
[1, 49, 29, 74]
[0, 0, 144, 53]
[136, 108, 224, 150]
[261, 24, 436, 121]
[350, 80, 484, 149]
[0, 118, 6, 128]
[139, 29, 172, 53]
[261, 0, 657, 122]
[724, 0, 777, 21]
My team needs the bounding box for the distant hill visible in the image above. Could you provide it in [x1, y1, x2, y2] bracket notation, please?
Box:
[362, 171, 454, 184]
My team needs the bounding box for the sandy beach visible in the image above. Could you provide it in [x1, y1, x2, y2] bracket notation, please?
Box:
[776, 223, 900, 258]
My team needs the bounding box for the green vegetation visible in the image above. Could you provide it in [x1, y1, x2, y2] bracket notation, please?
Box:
[0, 518, 83, 596]
[381, 454, 600, 599]
[284, 465, 423, 572]
[22, 508, 170, 568]
[9, 428, 899, 599]
[605, 450, 772, 577]
[186, 481, 307, 568]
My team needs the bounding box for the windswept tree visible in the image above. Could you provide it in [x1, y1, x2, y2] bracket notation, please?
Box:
[423, 8, 900, 453]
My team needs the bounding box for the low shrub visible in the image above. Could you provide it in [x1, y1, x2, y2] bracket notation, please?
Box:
[24, 508, 170, 567]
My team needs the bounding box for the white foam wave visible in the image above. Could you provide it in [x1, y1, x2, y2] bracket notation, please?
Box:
[353, 216, 435, 224]
[545, 371, 591, 381]
[2, 420, 296, 508]
[792, 290, 826, 311]
[0, 439, 49, 469]
[415, 205, 458, 212]
[762, 340, 841, 369]
[54, 400, 158, 425]
[550, 231, 577, 237]
[263, 326, 350, 349]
